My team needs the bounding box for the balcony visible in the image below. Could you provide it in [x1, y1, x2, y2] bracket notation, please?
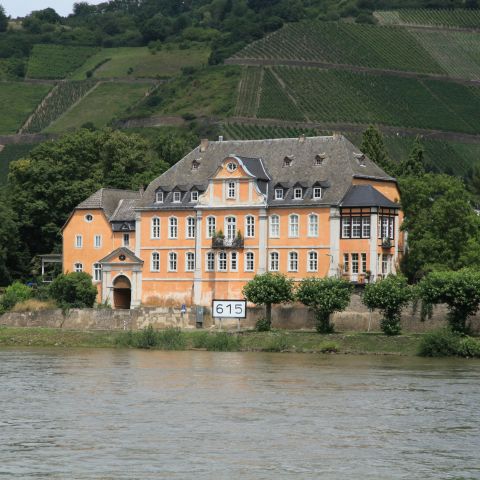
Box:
[212, 236, 244, 249]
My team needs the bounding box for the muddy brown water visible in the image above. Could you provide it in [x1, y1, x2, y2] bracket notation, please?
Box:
[1, 349, 479, 479]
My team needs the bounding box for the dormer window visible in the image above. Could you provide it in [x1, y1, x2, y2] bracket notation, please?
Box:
[226, 162, 237, 172]
[314, 154, 325, 166]
[354, 153, 366, 167]
[313, 187, 323, 200]
[274, 188, 284, 200]
[190, 191, 198, 202]
[283, 156, 294, 167]
[293, 188, 303, 200]
[192, 160, 200, 171]
[155, 191, 164, 203]
[173, 191, 181, 203]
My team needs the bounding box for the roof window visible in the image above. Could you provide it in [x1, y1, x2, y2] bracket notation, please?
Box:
[173, 191, 181, 203]
[192, 160, 200, 171]
[314, 154, 326, 166]
[354, 153, 366, 167]
[283, 156, 294, 167]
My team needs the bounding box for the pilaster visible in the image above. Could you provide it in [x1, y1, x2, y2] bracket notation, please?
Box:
[193, 211, 203, 305]
[369, 208, 378, 281]
[328, 207, 340, 277]
[258, 208, 268, 273]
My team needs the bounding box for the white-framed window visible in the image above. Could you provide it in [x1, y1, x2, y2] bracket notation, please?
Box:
[313, 187, 322, 200]
[230, 252, 238, 271]
[93, 263, 102, 281]
[362, 217, 371, 238]
[308, 214, 318, 237]
[245, 215, 255, 238]
[274, 188, 284, 200]
[342, 217, 351, 238]
[379, 216, 395, 239]
[74, 262, 83, 272]
[288, 251, 298, 272]
[308, 251, 318, 272]
[269, 215, 280, 238]
[343, 253, 349, 274]
[169, 217, 178, 239]
[314, 154, 324, 166]
[173, 191, 181, 203]
[94, 234, 102, 248]
[206, 251, 215, 271]
[151, 217, 160, 239]
[186, 217, 195, 239]
[206, 216, 216, 238]
[168, 252, 177, 271]
[361, 253, 367, 273]
[123, 233, 130, 247]
[351, 218, 361, 238]
[382, 253, 389, 274]
[218, 251, 227, 271]
[269, 251, 279, 271]
[289, 214, 299, 237]
[151, 252, 160, 271]
[75, 235, 83, 248]
[225, 216, 236, 240]
[226, 181, 237, 199]
[185, 252, 195, 272]
[84, 214, 93, 223]
[226, 162, 237, 172]
[352, 253, 359, 274]
[293, 188, 302, 200]
[155, 191, 164, 203]
[245, 251, 255, 272]
[190, 191, 198, 202]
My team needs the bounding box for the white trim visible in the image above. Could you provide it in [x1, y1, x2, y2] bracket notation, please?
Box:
[269, 214, 280, 238]
[293, 187, 303, 200]
[94, 234, 102, 249]
[230, 251, 238, 272]
[167, 251, 178, 272]
[185, 251, 195, 272]
[150, 251, 160, 272]
[288, 213, 299, 238]
[269, 250, 280, 272]
[168, 215, 178, 239]
[185, 216, 195, 239]
[75, 234, 83, 248]
[287, 250, 299, 272]
[205, 250, 215, 272]
[151, 216, 161, 239]
[307, 213, 319, 238]
[245, 214, 255, 238]
[217, 250, 227, 271]
[307, 250, 318, 272]
[224, 215, 237, 240]
[206, 215, 216, 239]
[244, 250, 255, 272]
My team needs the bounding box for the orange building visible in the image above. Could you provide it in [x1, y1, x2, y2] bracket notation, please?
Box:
[62, 134, 404, 309]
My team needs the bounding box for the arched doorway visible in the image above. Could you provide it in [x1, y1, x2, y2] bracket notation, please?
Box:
[113, 275, 131, 309]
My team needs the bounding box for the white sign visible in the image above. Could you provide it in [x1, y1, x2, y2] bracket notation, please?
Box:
[212, 300, 247, 318]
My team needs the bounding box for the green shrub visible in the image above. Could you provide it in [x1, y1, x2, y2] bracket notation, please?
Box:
[319, 341, 339, 353]
[255, 317, 271, 332]
[49, 272, 97, 310]
[457, 337, 480, 358]
[156, 328, 186, 350]
[136, 324, 158, 349]
[203, 332, 241, 351]
[0, 282, 32, 312]
[418, 329, 480, 358]
[264, 333, 290, 352]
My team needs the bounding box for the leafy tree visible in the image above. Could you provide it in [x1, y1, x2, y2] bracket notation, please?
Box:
[361, 125, 396, 176]
[399, 174, 480, 280]
[399, 136, 425, 177]
[362, 275, 412, 335]
[242, 272, 294, 328]
[417, 269, 480, 334]
[49, 272, 98, 309]
[0, 4, 7, 32]
[296, 277, 353, 333]
[0, 194, 23, 285]
[0, 282, 32, 313]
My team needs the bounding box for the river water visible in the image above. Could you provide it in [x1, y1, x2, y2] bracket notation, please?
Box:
[1, 349, 479, 479]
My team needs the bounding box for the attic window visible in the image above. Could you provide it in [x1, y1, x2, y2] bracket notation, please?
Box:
[293, 187, 303, 200]
[155, 191, 164, 203]
[314, 154, 325, 166]
[190, 191, 198, 202]
[226, 162, 237, 172]
[192, 160, 200, 171]
[354, 153, 366, 167]
[84, 214, 93, 223]
[274, 188, 284, 200]
[283, 156, 294, 167]
[173, 191, 181, 203]
[313, 187, 323, 200]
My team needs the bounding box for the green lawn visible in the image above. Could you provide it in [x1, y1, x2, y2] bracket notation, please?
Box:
[0, 83, 51, 134]
[45, 82, 150, 132]
[70, 45, 210, 80]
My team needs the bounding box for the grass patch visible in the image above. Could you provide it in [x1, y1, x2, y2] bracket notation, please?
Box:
[0, 83, 51, 134]
[70, 45, 210, 80]
[45, 82, 150, 132]
[11, 299, 57, 312]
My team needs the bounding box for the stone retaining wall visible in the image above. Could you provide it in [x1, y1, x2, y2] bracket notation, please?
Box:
[1, 293, 479, 333]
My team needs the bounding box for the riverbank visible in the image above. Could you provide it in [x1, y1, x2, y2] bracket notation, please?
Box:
[0, 326, 424, 355]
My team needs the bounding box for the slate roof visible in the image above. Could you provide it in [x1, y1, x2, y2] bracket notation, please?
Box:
[77, 188, 141, 219]
[340, 184, 399, 208]
[110, 199, 139, 222]
[138, 135, 395, 209]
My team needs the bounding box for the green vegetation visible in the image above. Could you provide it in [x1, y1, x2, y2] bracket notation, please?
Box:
[0, 144, 36, 184]
[418, 329, 480, 358]
[234, 67, 263, 117]
[0, 83, 51, 134]
[0, 58, 25, 80]
[23, 80, 97, 133]
[46, 82, 150, 132]
[71, 45, 210, 79]
[222, 123, 319, 140]
[49, 272, 98, 310]
[27, 44, 98, 79]
[0, 282, 32, 314]
[375, 9, 480, 29]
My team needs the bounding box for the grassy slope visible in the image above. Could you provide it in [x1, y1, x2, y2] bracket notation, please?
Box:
[70, 45, 210, 80]
[0, 83, 51, 134]
[0, 327, 423, 356]
[0, 144, 36, 184]
[45, 82, 150, 132]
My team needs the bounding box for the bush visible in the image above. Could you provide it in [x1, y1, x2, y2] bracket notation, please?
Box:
[136, 324, 158, 349]
[255, 317, 271, 332]
[418, 329, 480, 358]
[156, 328, 186, 350]
[0, 282, 32, 312]
[49, 272, 97, 310]
[319, 341, 339, 353]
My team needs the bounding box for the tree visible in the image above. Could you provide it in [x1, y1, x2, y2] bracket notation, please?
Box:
[399, 136, 425, 177]
[49, 272, 98, 309]
[399, 174, 480, 280]
[0, 5, 7, 32]
[417, 269, 480, 334]
[362, 275, 412, 335]
[0, 282, 32, 313]
[296, 277, 353, 333]
[0, 194, 23, 285]
[361, 125, 396, 176]
[242, 273, 294, 328]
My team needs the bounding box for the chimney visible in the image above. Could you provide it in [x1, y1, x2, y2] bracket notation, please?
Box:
[218, 135, 224, 142]
[332, 131, 342, 140]
[199, 138, 209, 152]
[139, 185, 145, 196]
[298, 134, 305, 143]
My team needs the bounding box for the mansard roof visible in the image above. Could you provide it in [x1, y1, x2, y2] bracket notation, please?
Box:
[77, 188, 141, 219]
[139, 135, 395, 209]
[340, 184, 399, 208]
